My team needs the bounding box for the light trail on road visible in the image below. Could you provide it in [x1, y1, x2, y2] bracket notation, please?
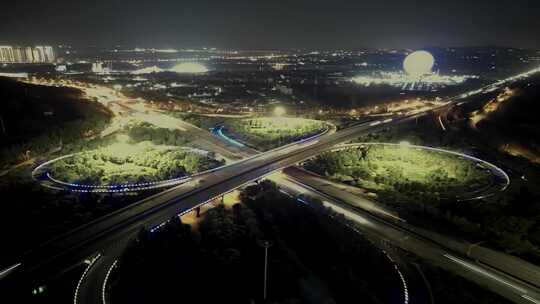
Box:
[443, 254, 527, 294]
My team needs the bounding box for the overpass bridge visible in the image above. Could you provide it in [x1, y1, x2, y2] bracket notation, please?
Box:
[3, 65, 540, 303]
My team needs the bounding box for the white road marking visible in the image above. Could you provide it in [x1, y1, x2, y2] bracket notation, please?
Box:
[444, 254, 526, 294]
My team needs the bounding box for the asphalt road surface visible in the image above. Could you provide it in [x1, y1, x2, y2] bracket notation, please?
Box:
[272, 171, 540, 304]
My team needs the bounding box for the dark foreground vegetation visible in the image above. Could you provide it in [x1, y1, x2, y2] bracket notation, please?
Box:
[109, 181, 513, 304]
[0, 168, 158, 264]
[0, 77, 112, 168]
[112, 181, 400, 304]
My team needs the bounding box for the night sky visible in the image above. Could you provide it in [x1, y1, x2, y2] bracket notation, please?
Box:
[1, 0, 539, 49]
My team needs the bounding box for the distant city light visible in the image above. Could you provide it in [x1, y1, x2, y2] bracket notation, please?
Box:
[0, 72, 28, 78]
[351, 50, 476, 91]
[131, 65, 165, 74]
[403, 51, 435, 77]
[152, 48, 178, 53]
[55, 65, 67, 72]
[171, 62, 209, 74]
[274, 106, 286, 116]
[130, 62, 209, 75]
[351, 72, 474, 90]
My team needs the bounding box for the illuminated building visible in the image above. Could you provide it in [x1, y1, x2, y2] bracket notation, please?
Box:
[92, 62, 104, 73]
[403, 51, 435, 77]
[12, 47, 25, 62]
[55, 65, 67, 72]
[0, 46, 15, 62]
[351, 50, 476, 91]
[32, 48, 43, 62]
[0, 45, 55, 63]
[24, 47, 34, 62]
[36, 46, 55, 62]
[92, 62, 112, 74]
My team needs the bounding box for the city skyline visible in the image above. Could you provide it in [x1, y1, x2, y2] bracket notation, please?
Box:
[0, 45, 55, 63]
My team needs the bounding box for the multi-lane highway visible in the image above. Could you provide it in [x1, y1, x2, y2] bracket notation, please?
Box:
[11, 69, 533, 276]
[19, 111, 402, 280]
[4, 66, 540, 303]
[271, 171, 540, 304]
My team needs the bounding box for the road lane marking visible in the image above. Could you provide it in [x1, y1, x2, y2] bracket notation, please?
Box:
[395, 265, 410, 304]
[102, 260, 118, 304]
[438, 115, 447, 131]
[0, 263, 21, 278]
[74, 253, 102, 304]
[522, 295, 540, 304]
[443, 254, 526, 294]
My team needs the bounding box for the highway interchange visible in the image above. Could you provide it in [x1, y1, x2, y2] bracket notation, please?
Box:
[3, 66, 540, 304]
[274, 167, 540, 304]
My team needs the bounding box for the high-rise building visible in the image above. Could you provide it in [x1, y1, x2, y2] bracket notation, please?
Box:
[33, 47, 44, 63]
[24, 47, 34, 63]
[92, 62, 104, 73]
[35, 46, 55, 63]
[12, 47, 24, 62]
[0, 46, 15, 62]
[43, 46, 55, 63]
[0, 45, 55, 63]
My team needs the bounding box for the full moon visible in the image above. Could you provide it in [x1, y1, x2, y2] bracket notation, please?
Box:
[403, 51, 435, 77]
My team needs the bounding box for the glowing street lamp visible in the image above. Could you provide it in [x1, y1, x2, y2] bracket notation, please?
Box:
[273, 106, 286, 117]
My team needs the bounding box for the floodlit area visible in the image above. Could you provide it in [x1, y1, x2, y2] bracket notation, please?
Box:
[352, 50, 476, 91]
[351, 71, 474, 90]
[223, 116, 329, 150]
[170, 62, 209, 74]
[273, 106, 286, 116]
[304, 143, 494, 199]
[403, 50, 435, 77]
[131, 65, 165, 75]
[131, 62, 209, 74]
[41, 133, 223, 189]
[470, 87, 515, 128]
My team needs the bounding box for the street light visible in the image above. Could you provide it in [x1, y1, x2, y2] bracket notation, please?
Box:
[259, 240, 273, 301]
